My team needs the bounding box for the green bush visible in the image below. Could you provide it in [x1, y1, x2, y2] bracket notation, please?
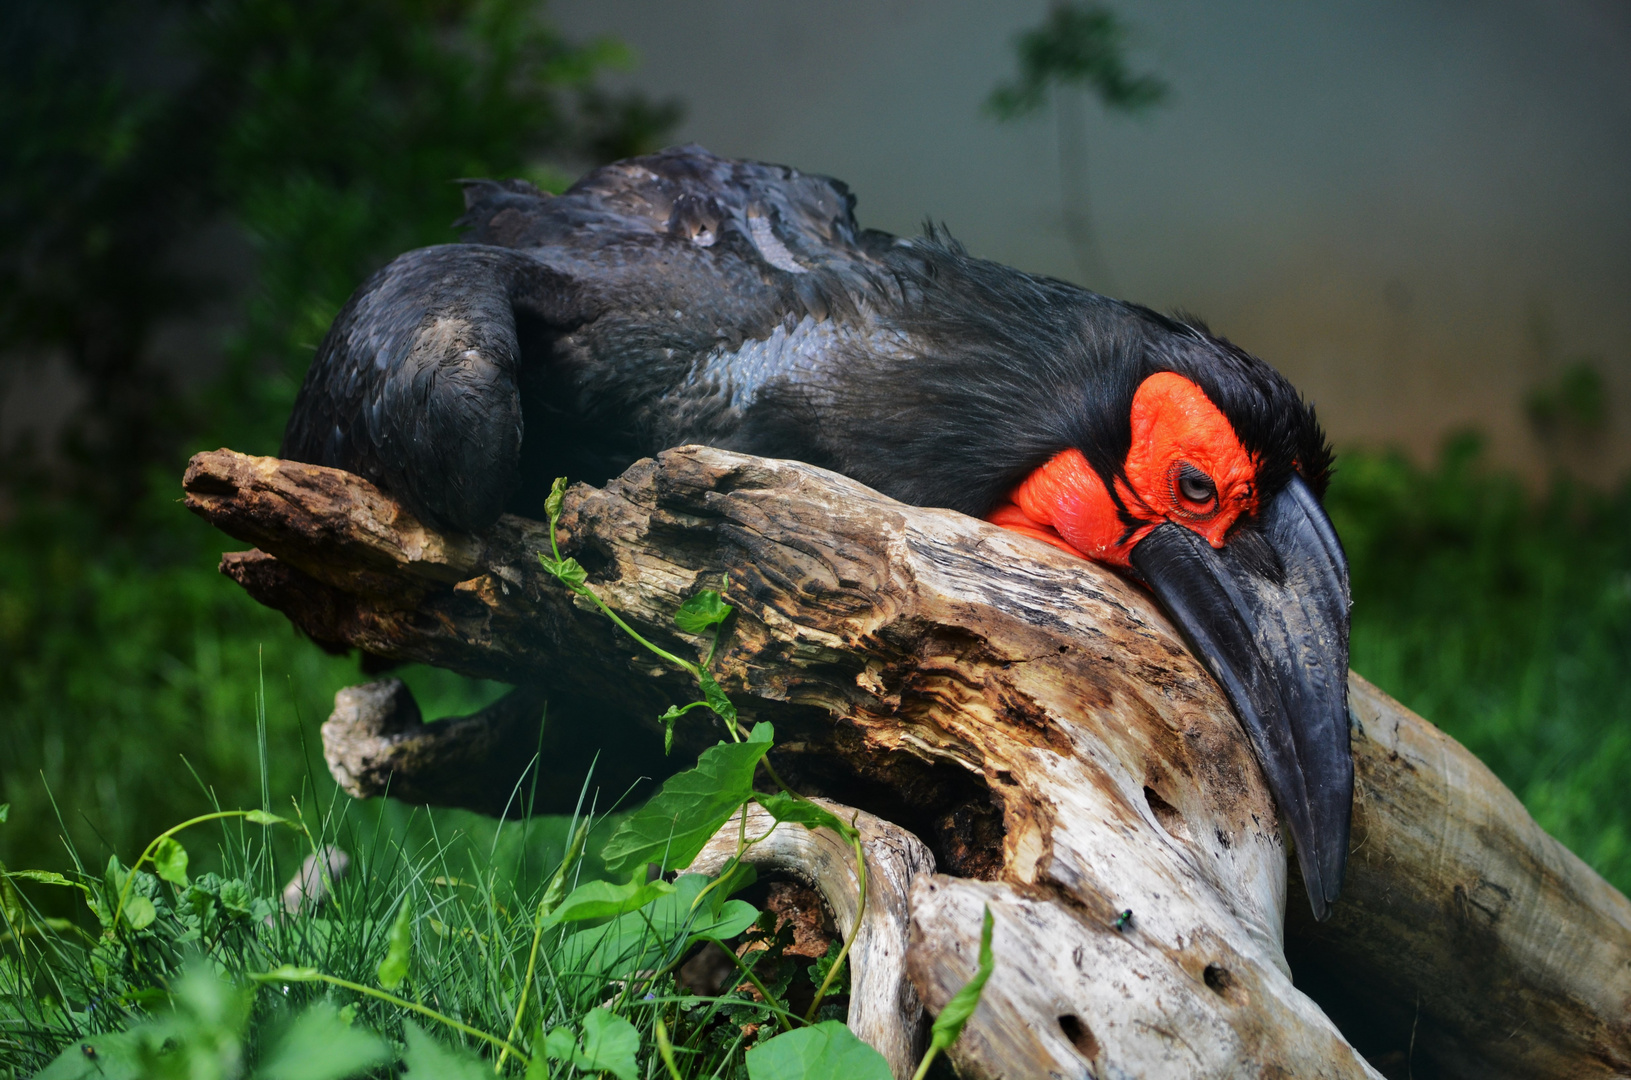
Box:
[0, 0, 678, 893]
[1329, 433, 1631, 886]
[0, 479, 509, 891]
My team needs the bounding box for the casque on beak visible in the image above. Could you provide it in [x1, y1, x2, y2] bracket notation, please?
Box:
[1129, 475, 1353, 920]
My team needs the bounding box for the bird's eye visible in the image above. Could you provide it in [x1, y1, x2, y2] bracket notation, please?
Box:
[1176, 465, 1217, 508]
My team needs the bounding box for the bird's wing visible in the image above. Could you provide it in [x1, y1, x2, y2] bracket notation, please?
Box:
[281, 146, 891, 529]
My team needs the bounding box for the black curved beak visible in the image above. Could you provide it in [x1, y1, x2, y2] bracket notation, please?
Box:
[1129, 475, 1352, 920]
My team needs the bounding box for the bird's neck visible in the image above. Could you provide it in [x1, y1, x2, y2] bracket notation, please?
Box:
[985, 448, 1145, 568]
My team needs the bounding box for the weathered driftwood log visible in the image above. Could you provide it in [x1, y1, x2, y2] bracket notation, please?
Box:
[321, 678, 551, 818]
[182, 446, 1631, 1080]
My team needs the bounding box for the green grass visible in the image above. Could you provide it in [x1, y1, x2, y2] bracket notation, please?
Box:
[0, 768, 826, 1078]
[0, 477, 510, 903]
[0, 556, 923, 1079]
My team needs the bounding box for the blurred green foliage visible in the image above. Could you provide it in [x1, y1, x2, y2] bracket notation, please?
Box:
[986, 1, 1168, 119]
[0, 0, 677, 889]
[1328, 434, 1631, 886]
[1, 0, 679, 483]
[1527, 360, 1609, 444]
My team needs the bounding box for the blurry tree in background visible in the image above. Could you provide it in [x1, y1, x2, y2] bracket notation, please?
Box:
[0, 0, 678, 884]
[1, 0, 681, 510]
[987, 1, 1167, 292]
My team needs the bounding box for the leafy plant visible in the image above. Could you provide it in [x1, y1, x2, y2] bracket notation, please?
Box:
[2, 778, 757, 1077]
[33, 965, 389, 1080]
[746, 1021, 893, 1080]
[536, 475, 996, 1069]
[538, 477, 870, 1022]
[911, 906, 994, 1080]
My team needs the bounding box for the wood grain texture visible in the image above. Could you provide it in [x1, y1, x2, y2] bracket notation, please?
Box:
[183, 445, 1631, 1079]
[1285, 675, 1631, 1077]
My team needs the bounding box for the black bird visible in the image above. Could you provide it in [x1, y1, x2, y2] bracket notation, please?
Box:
[283, 145, 1353, 919]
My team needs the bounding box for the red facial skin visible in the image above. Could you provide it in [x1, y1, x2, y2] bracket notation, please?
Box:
[986, 372, 1261, 566]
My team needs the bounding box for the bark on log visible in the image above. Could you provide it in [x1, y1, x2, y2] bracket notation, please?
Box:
[321, 678, 549, 817]
[182, 446, 1631, 1080]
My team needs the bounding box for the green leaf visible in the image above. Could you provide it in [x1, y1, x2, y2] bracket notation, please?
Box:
[0, 803, 8, 824]
[809, 939, 849, 997]
[543, 1026, 577, 1061]
[928, 905, 995, 1055]
[600, 729, 773, 876]
[543, 877, 675, 928]
[153, 836, 190, 887]
[754, 793, 851, 836]
[713, 859, 758, 900]
[122, 895, 156, 931]
[377, 895, 413, 990]
[675, 589, 733, 633]
[692, 898, 759, 943]
[556, 874, 758, 980]
[34, 1029, 146, 1080]
[245, 809, 289, 827]
[6, 869, 75, 887]
[576, 1008, 641, 1080]
[658, 700, 719, 753]
[555, 556, 588, 588]
[697, 669, 738, 726]
[539, 553, 589, 589]
[524, 1035, 552, 1080]
[257, 1001, 390, 1080]
[400, 1020, 489, 1080]
[545, 476, 569, 522]
[745, 1021, 894, 1080]
[219, 878, 254, 919]
[667, 874, 759, 941]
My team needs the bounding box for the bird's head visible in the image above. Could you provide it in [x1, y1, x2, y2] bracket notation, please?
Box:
[988, 333, 1353, 920]
[992, 370, 1287, 564]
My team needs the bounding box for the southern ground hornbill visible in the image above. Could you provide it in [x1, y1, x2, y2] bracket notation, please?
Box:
[283, 145, 1353, 919]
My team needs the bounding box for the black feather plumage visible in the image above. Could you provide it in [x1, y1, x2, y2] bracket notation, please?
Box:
[283, 145, 1332, 530]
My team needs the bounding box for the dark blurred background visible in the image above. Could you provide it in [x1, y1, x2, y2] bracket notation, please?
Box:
[2, 0, 1627, 898]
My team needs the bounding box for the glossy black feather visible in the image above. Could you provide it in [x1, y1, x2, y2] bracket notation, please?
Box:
[283, 144, 1332, 530]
